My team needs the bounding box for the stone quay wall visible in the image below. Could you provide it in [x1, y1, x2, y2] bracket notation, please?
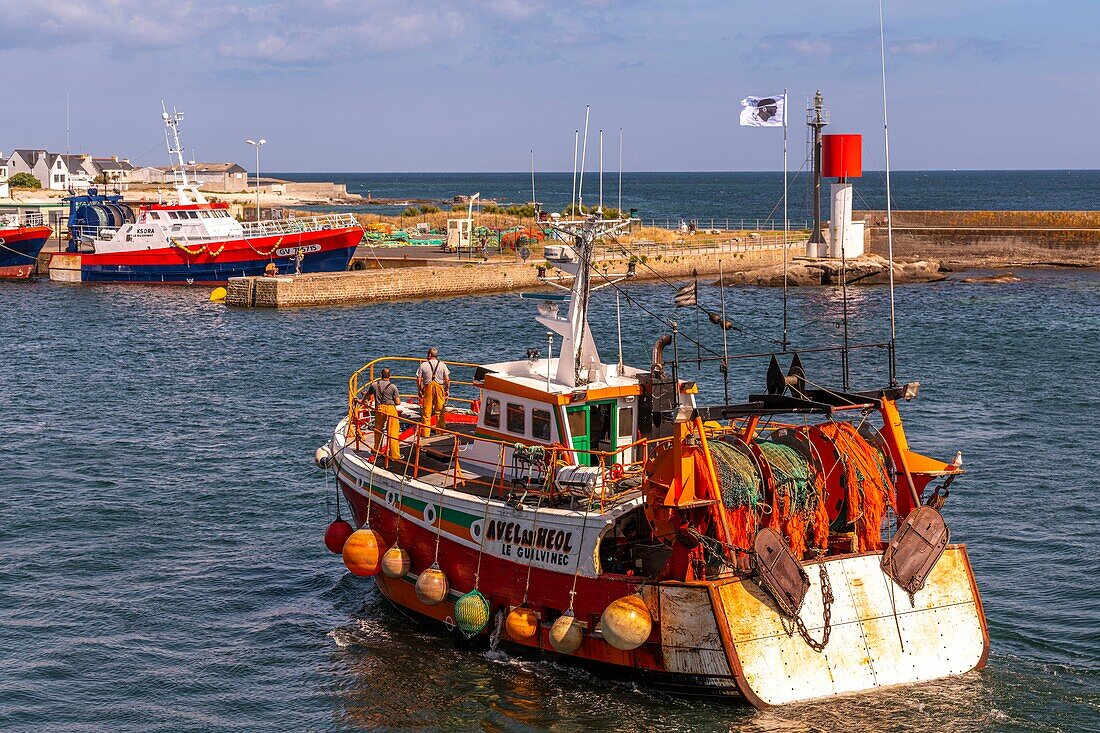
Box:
[225, 247, 784, 308]
[855, 210, 1100, 266]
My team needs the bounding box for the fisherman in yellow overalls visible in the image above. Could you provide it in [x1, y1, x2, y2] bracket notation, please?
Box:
[368, 368, 402, 461]
[417, 347, 451, 438]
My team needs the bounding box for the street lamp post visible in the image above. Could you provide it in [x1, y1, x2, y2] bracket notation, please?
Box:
[245, 138, 266, 221]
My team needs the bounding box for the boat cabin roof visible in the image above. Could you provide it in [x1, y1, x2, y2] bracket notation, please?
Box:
[143, 202, 231, 212]
[480, 357, 646, 405]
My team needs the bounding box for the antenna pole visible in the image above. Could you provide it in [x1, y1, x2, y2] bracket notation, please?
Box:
[530, 149, 536, 206]
[547, 332, 553, 392]
[578, 106, 590, 214]
[571, 130, 579, 217]
[841, 203, 850, 390]
[66, 91, 70, 157]
[880, 0, 898, 385]
[615, 290, 623, 370]
[617, 128, 623, 216]
[782, 88, 789, 352]
[598, 129, 604, 214]
[720, 259, 730, 405]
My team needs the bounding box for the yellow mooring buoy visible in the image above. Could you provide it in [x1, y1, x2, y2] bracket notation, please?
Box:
[549, 611, 583, 654]
[600, 594, 653, 651]
[415, 564, 449, 605]
[209, 286, 227, 302]
[342, 527, 384, 576]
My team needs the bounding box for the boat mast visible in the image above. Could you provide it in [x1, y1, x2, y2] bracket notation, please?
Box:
[161, 102, 206, 206]
[537, 213, 634, 387]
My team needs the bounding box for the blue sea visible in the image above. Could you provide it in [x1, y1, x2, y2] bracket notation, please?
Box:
[2, 172, 1098, 731]
[277, 170, 1100, 227]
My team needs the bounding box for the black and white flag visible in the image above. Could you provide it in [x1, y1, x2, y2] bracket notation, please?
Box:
[674, 280, 697, 307]
[739, 95, 786, 127]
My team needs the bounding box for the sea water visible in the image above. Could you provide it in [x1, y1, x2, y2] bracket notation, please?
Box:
[1, 180, 1098, 731]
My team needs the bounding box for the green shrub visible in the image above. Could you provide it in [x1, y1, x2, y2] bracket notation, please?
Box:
[481, 203, 503, 214]
[402, 206, 419, 217]
[8, 172, 41, 189]
[419, 205, 440, 214]
[561, 203, 623, 218]
[504, 203, 536, 217]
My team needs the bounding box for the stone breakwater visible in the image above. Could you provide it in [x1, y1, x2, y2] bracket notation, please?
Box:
[856, 210, 1100, 267]
[225, 248, 784, 308]
[716, 255, 947, 287]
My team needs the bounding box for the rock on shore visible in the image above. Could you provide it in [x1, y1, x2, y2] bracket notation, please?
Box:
[716, 254, 947, 287]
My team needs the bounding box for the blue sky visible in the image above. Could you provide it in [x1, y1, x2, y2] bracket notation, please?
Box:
[1, 0, 1094, 172]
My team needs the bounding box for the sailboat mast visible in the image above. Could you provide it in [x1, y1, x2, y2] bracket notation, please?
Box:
[879, 0, 898, 384]
[571, 131, 579, 216]
[578, 106, 590, 214]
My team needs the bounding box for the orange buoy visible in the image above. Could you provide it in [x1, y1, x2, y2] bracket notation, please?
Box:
[381, 546, 410, 578]
[341, 527, 384, 576]
[549, 611, 583, 654]
[505, 607, 539, 640]
[324, 518, 354, 555]
[415, 564, 448, 605]
[600, 594, 653, 651]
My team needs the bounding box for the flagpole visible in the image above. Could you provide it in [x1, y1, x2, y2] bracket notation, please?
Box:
[782, 88, 789, 353]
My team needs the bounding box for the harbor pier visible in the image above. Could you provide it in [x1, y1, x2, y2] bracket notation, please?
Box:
[225, 243, 786, 308]
[858, 210, 1100, 267]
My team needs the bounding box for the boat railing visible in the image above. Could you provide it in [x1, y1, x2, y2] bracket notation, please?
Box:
[240, 212, 360, 238]
[0, 211, 46, 228]
[348, 356, 484, 437]
[346, 356, 649, 512]
[347, 411, 648, 514]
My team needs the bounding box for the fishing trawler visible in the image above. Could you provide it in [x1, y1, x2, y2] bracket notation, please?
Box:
[48, 108, 362, 284]
[317, 210, 988, 707]
[0, 211, 52, 279]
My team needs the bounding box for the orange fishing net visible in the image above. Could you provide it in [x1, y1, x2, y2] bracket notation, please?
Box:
[816, 422, 894, 552]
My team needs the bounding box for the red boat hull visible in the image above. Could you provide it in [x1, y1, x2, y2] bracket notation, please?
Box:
[0, 225, 52, 279]
[49, 225, 361, 284]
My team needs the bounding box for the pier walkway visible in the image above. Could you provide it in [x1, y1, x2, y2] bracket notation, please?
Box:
[225, 239, 791, 308]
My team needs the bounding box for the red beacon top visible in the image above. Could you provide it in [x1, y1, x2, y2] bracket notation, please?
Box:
[822, 134, 862, 181]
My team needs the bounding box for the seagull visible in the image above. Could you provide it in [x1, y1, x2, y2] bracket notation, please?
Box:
[952, 451, 963, 469]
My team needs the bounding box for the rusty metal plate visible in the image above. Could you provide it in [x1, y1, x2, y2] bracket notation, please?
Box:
[753, 527, 809, 616]
[881, 506, 950, 595]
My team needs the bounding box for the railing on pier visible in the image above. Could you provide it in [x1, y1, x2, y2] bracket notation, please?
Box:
[642, 217, 814, 232]
[598, 231, 808, 259]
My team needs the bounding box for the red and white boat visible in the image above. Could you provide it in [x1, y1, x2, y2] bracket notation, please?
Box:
[317, 213, 988, 707]
[0, 211, 52, 279]
[49, 107, 362, 285]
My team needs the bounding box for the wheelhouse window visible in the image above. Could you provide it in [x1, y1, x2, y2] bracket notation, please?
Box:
[532, 409, 552, 441]
[506, 403, 525, 434]
[618, 406, 634, 440]
[484, 398, 500, 428]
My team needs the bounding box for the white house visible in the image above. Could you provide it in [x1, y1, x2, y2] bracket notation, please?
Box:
[5, 150, 53, 188]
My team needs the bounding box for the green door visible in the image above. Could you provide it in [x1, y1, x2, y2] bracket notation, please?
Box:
[566, 406, 590, 465]
[567, 401, 619, 467]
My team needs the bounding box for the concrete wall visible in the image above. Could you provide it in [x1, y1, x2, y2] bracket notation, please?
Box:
[226, 247, 783, 308]
[855, 210, 1100, 266]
